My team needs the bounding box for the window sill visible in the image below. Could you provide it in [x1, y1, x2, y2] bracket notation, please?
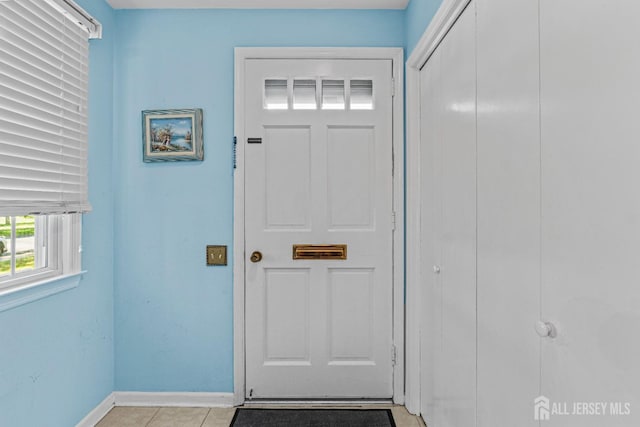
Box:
[0, 271, 86, 313]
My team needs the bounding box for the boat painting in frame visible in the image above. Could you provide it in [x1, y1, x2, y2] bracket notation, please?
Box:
[142, 108, 203, 162]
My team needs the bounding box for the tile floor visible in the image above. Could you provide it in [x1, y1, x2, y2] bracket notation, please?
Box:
[96, 404, 425, 427]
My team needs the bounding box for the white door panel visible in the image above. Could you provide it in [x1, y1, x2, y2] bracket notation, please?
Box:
[263, 126, 311, 229]
[438, 5, 477, 425]
[419, 4, 477, 426]
[475, 0, 541, 425]
[327, 127, 375, 229]
[419, 45, 441, 424]
[540, 1, 640, 425]
[245, 59, 394, 398]
[263, 269, 311, 363]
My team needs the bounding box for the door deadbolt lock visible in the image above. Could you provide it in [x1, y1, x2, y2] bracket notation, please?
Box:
[250, 251, 263, 263]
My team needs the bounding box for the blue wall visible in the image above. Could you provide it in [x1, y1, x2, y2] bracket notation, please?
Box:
[405, 0, 443, 56]
[0, 1, 115, 426]
[113, 8, 405, 392]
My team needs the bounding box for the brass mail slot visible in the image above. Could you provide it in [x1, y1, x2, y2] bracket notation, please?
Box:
[293, 244, 347, 260]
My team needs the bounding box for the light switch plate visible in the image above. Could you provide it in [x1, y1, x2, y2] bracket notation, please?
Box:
[206, 245, 227, 266]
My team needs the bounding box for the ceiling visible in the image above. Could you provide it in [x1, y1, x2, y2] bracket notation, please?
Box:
[106, 0, 409, 9]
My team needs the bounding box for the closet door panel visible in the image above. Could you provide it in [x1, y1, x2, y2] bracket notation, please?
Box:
[438, 4, 478, 426]
[476, 0, 541, 425]
[419, 4, 477, 426]
[419, 47, 443, 427]
[540, 1, 640, 425]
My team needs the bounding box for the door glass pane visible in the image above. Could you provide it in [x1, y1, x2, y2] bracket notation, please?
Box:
[322, 80, 345, 110]
[350, 80, 374, 110]
[265, 79, 288, 110]
[293, 79, 317, 110]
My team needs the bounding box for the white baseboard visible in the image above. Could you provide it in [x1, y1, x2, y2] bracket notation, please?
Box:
[75, 392, 115, 427]
[114, 391, 235, 408]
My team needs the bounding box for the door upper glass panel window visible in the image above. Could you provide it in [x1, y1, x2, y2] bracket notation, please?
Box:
[350, 80, 374, 110]
[265, 79, 289, 110]
[322, 80, 345, 110]
[293, 79, 317, 110]
[265, 78, 374, 111]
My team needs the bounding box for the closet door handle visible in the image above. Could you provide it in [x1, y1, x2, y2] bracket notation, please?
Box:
[535, 321, 557, 338]
[433, 265, 441, 274]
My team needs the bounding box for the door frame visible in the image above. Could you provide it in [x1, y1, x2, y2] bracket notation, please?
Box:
[233, 47, 404, 406]
[404, 0, 472, 415]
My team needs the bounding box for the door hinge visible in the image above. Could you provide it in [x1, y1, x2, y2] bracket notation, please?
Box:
[233, 136, 237, 169]
[391, 146, 395, 177]
[391, 211, 396, 231]
[391, 77, 396, 97]
[391, 345, 397, 366]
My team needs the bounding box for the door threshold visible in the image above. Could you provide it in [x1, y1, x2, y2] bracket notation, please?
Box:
[243, 399, 394, 407]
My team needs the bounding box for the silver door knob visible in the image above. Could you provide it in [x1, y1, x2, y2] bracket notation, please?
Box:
[433, 265, 441, 274]
[535, 321, 557, 338]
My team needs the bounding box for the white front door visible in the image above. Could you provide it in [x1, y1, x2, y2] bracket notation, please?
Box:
[243, 58, 395, 399]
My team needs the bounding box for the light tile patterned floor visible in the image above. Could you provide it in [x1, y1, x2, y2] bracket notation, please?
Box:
[96, 404, 425, 427]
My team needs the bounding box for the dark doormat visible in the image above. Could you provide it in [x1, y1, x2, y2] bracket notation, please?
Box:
[230, 408, 396, 427]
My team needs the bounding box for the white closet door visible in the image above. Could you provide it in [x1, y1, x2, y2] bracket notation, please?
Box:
[540, 1, 640, 425]
[438, 6, 477, 425]
[419, 3, 477, 426]
[419, 44, 442, 425]
[475, 0, 541, 425]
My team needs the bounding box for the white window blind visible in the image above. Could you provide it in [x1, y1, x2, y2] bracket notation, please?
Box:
[0, 0, 99, 216]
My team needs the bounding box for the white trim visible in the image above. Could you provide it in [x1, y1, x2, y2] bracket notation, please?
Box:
[234, 47, 405, 406]
[407, 0, 472, 69]
[0, 272, 85, 313]
[75, 393, 115, 427]
[113, 392, 235, 408]
[107, 0, 408, 10]
[404, 0, 471, 417]
[390, 49, 405, 406]
[235, 47, 404, 61]
[404, 64, 422, 416]
[233, 48, 247, 408]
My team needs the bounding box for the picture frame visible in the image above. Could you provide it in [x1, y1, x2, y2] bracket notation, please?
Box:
[142, 108, 203, 162]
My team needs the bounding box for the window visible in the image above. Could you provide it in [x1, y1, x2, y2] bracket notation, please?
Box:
[322, 80, 345, 110]
[293, 79, 317, 110]
[264, 78, 375, 111]
[0, 215, 81, 288]
[0, 216, 46, 280]
[350, 80, 374, 110]
[264, 79, 288, 110]
[0, 0, 100, 293]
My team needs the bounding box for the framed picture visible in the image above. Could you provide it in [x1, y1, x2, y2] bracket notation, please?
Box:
[142, 108, 203, 162]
